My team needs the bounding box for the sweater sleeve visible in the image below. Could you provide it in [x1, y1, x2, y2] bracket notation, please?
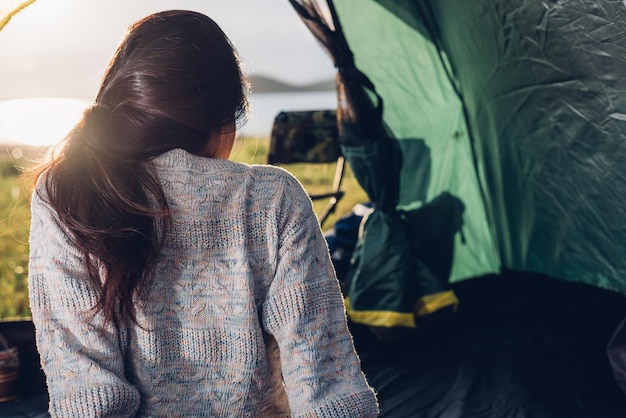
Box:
[28, 189, 141, 417]
[262, 176, 379, 418]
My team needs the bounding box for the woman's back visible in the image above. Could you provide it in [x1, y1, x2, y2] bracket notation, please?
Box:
[27, 10, 378, 417]
[126, 151, 293, 415]
[30, 149, 379, 416]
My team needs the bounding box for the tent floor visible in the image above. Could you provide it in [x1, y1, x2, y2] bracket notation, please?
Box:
[351, 270, 626, 418]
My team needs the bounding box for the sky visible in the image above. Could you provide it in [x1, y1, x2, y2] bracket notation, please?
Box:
[0, 0, 336, 101]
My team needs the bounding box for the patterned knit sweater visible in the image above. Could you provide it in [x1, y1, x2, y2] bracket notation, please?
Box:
[28, 149, 379, 417]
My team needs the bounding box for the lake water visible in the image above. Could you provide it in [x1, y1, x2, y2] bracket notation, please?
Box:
[0, 91, 337, 146]
[243, 91, 337, 138]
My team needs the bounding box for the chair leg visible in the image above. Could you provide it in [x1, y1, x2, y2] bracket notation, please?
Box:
[318, 157, 346, 227]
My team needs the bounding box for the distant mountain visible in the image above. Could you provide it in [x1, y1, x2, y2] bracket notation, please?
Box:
[248, 74, 335, 94]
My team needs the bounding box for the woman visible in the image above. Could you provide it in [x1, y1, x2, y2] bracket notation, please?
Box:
[28, 10, 378, 417]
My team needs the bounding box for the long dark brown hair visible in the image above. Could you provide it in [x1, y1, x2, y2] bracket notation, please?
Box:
[33, 10, 248, 324]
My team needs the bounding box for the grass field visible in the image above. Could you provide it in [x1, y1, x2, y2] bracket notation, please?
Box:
[0, 146, 35, 319]
[0, 138, 368, 319]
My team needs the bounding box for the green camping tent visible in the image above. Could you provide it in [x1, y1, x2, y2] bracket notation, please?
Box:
[291, 0, 626, 327]
[289, 0, 626, 416]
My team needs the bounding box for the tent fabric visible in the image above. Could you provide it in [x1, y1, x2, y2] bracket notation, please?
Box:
[423, 0, 626, 293]
[332, 0, 499, 286]
[290, 0, 461, 328]
[330, 0, 626, 295]
[344, 207, 454, 328]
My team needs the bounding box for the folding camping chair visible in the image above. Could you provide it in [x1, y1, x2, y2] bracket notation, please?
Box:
[268, 110, 345, 227]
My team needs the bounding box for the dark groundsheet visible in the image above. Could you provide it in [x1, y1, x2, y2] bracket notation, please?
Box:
[352, 271, 626, 418]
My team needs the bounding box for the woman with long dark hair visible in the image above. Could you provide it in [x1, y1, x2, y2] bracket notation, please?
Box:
[28, 10, 378, 417]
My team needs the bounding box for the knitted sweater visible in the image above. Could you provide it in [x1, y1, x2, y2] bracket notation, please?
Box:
[28, 149, 379, 417]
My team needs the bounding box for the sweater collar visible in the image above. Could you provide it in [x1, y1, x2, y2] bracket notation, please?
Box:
[150, 148, 244, 173]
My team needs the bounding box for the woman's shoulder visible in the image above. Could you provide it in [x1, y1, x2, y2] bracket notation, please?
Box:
[247, 163, 300, 184]
[151, 148, 295, 182]
[151, 149, 308, 199]
[246, 163, 310, 201]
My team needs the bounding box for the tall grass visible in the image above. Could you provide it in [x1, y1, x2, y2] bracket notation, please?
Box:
[0, 138, 368, 319]
[0, 147, 33, 319]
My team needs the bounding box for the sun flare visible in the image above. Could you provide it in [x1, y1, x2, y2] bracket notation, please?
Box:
[0, 98, 90, 147]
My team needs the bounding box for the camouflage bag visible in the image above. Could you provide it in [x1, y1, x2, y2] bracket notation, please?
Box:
[268, 110, 340, 164]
